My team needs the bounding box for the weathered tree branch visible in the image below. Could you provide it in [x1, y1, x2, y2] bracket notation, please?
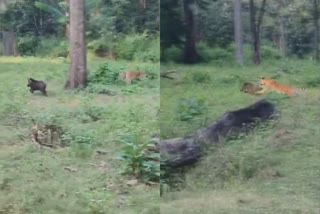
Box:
[160, 70, 178, 79]
[159, 99, 277, 168]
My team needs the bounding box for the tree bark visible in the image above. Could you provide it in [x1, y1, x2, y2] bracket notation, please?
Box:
[159, 99, 277, 168]
[65, 0, 87, 90]
[233, 0, 244, 64]
[183, 0, 200, 64]
[313, 0, 319, 60]
[249, 0, 267, 65]
[2, 31, 17, 56]
[65, 0, 70, 40]
[279, 16, 286, 56]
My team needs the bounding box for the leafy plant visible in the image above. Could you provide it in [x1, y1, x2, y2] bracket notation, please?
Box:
[116, 134, 160, 183]
[88, 63, 123, 85]
[176, 98, 207, 121]
[17, 35, 40, 56]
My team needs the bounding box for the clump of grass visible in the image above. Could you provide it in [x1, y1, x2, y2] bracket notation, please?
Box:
[176, 98, 206, 121]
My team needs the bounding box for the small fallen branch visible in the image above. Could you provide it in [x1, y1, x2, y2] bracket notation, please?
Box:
[159, 99, 277, 168]
[160, 70, 178, 79]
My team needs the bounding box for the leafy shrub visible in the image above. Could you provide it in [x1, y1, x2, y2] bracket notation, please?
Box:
[176, 98, 206, 121]
[116, 134, 160, 183]
[161, 46, 183, 62]
[261, 45, 282, 60]
[115, 32, 149, 61]
[36, 38, 68, 58]
[88, 63, 124, 85]
[77, 105, 106, 123]
[87, 38, 114, 54]
[197, 42, 233, 63]
[62, 129, 96, 146]
[17, 35, 40, 56]
[133, 36, 160, 62]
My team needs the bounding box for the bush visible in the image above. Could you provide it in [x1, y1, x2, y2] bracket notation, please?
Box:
[87, 38, 114, 54]
[115, 32, 159, 62]
[261, 45, 282, 60]
[36, 37, 68, 57]
[197, 42, 233, 63]
[176, 98, 207, 121]
[133, 36, 160, 62]
[161, 45, 183, 62]
[17, 35, 40, 56]
[88, 63, 124, 85]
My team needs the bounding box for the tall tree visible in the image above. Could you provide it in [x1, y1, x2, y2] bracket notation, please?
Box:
[64, 0, 87, 89]
[249, 0, 267, 64]
[233, 0, 244, 64]
[2, 31, 17, 56]
[183, 0, 200, 63]
[313, 0, 319, 60]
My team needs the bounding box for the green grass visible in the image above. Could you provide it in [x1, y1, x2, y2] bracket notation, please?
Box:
[160, 59, 320, 213]
[0, 56, 160, 214]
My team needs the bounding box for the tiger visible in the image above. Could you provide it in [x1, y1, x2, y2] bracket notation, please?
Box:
[119, 70, 146, 84]
[240, 82, 266, 96]
[259, 77, 300, 96]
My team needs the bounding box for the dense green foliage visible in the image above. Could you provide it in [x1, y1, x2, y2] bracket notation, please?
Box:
[161, 0, 320, 63]
[0, 0, 159, 60]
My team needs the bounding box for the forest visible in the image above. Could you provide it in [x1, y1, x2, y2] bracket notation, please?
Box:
[160, 0, 320, 213]
[161, 0, 320, 64]
[1, 0, 320, 213]
[0, 0, 160, 213]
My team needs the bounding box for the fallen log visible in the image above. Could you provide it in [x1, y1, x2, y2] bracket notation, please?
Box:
[159, 99, 277, 168]
[160, 70, 178, 79]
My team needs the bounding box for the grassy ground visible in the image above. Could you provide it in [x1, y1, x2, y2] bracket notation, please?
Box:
[0, 57, 160, 214]
[160, 59, 320, 214]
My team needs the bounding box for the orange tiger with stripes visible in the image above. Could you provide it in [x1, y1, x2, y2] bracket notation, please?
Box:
[259, 77, 301, 96]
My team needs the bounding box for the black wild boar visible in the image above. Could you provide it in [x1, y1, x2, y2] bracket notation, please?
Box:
[27, 78, 47, 96]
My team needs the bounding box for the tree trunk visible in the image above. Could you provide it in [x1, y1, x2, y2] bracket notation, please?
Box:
[233, 0, 244, 64]
[249, 0, 267, 65]
[2, 31, 17, 56]
[159, 99, 277, 168]
[313, 0, 319, 60]
[64, 0, 87, 89]
[279, 16, 286, 57]
[183, 0, 200, 64]
[65, 0, 70, 40]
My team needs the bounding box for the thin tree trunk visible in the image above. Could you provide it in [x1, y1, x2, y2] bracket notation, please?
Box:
[233, 0, 244, 64]
[64, 0, 87, 89]
[183, 0, 200, 64]
[2, 31, 17, 56]
[65, 0, 70, 40]
[249, 0, 267, 65]
[313, 0, 319, 60]
[279, 16, 286, 57]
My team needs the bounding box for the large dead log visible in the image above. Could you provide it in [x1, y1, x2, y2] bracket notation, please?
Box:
[159, 99, 277, 168]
